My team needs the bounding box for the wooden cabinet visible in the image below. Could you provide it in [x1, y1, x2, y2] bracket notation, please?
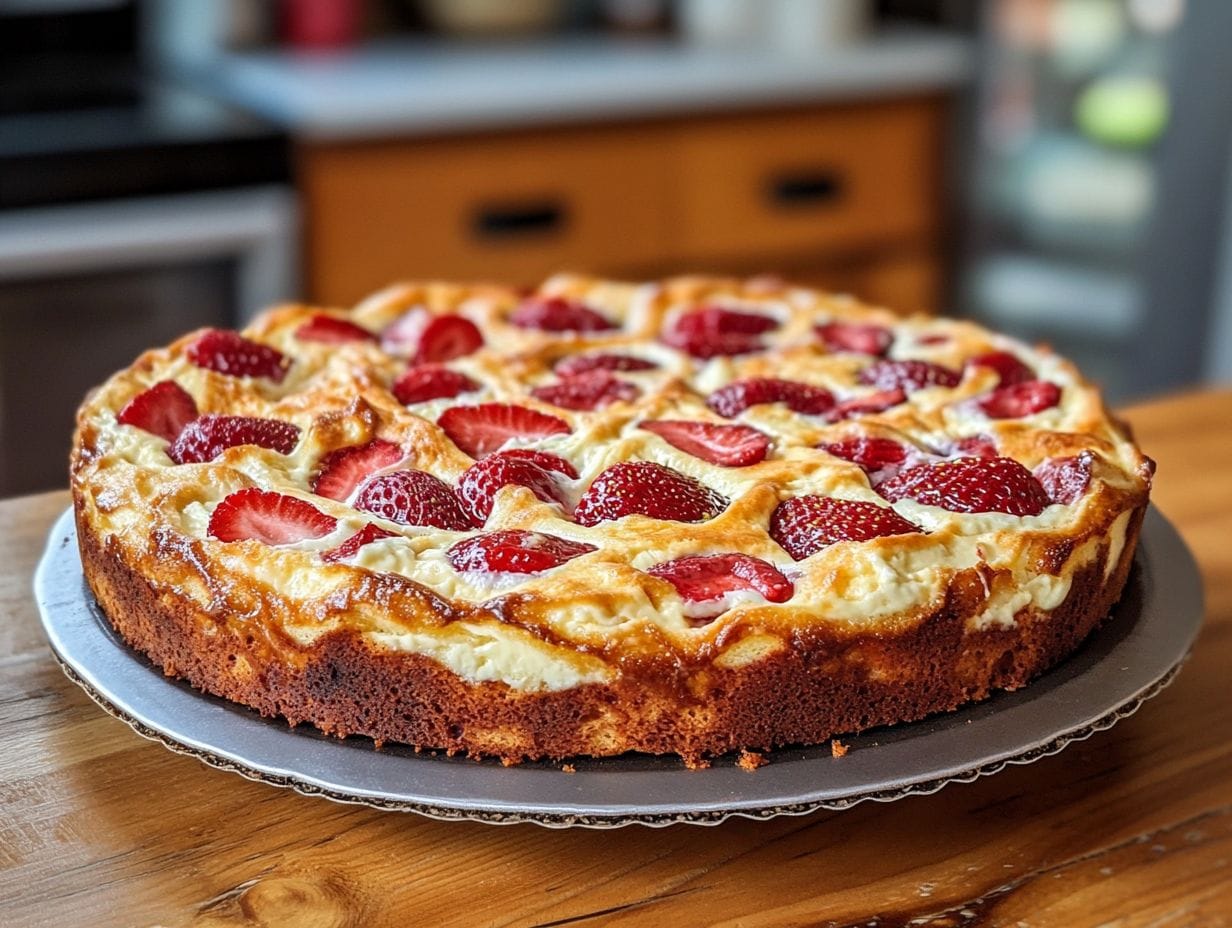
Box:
[299, 96, 948, 313]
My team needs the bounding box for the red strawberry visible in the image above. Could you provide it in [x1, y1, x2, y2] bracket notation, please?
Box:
[662, 305, 778, 359]
[392, 365, 479, 405]
[976, 380, 1062, 419]
[647, 554, 793, 614]
[498, 449, 579, 478]
[415, 314, 484, 365]
[447, 530, 596, 574]
[554, 353, 658, 378]
[951, 434, 998, 458]
[858, 359, 960, 393]
[437, 404, 571, 459]
[531, 370, 640, 411]
[457, 450, 573, 522]
[825, 388, 906, 423]
[817, 321, 893, 356]
[575, 461, 728, 526]
[295, 314, 376, 344]
[915, 333, 951, 346]
[186, 329, 290, 383]
[770, 496, 922, 560]
[510, 296, 616, 332]
[168, 415, 300, 464]
[878, 456, 1051, 516]
[640, 420, 770, 467]
[311, 439, 404, 502]
[116, 381, 198, 442]
[820, 436, 909, 474]
[707, 378, 835, 419]
[353, 469, 474, 530]
[208, 489, 337, 545]
[321, 523, 397, 563]
[1035, 453, 1094, 505]
[967, 350, 1033, 386]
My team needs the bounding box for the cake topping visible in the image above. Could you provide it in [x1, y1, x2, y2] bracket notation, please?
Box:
[640, 420, 770, 467]
[967, 350, 1033, 386]
[1035, 453, 1095, 505]
[312, 440, 404, 502]
[208, 489, 337, 545]
[447, 530, 597, 573]
[661, 305, 777, 358]
[820, 436, 910, 475]
[413, 314, 484, 365]
[647, 553, 793, 615]
[770, 496, 923, 560]
[858, 359, 960, 393]
[826, 388, 907, 423]
[392, 365, 480, 405]
[708, 378, 835, 419]
[294, 314, 376, 344]
[353, 469, 475, 530]
[878, 456, 1051, 516]
[951, 434, 998, 458]
[116, 381, 198, 442]
[437, 404, 571, 459]
[168, 415, 300, 464]
[531, 370, 640, 411]
[554, 353, 658, 378]
[321, 523, 397, 563]
[575, 461, 729, 526]
[976, 380, 1062, 419]
[186, 329, 290, 383]
[817, 321, 893, 356]
[458, 450, 573, 523]
[510, 296, 616, 332]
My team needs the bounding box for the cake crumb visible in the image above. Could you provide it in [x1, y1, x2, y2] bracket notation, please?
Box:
[831, 739, 849, 758]
[560, 763, 576, 774]
[737, 750, 768, 771]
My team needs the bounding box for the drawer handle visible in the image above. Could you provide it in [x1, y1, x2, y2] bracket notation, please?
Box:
[767, 171, 844, 208]
[473, 201, 566, 238]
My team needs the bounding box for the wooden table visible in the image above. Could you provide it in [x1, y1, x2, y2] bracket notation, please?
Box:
[3, 390, 1229, 927]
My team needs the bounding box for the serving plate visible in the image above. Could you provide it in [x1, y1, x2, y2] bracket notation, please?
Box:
[36, 506, 1202, 828]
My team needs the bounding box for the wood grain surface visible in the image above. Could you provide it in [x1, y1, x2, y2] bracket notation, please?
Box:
[2, 389, 1229, 927]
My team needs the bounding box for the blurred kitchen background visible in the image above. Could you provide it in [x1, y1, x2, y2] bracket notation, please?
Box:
[1, 0, 1229, 495]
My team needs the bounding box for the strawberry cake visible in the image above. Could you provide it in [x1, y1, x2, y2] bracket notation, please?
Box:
[71, 275, 1153, 766]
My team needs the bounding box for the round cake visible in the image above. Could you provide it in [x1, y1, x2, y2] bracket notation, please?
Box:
[71, 274, 1153, 766]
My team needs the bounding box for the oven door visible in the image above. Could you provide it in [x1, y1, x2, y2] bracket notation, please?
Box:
[0, 185, 296, 496]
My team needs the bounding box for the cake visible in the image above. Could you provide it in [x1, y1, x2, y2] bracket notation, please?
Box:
[70, 274, 1153, 767]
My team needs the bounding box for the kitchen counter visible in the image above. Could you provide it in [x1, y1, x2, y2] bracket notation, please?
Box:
[194, 28, 973, 140]
[2, 388, 1229, 925]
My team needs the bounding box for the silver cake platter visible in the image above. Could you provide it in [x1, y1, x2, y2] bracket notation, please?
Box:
[36, 506, 1203, 828]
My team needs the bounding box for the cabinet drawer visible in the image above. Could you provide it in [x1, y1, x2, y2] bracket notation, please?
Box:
[673, 98, 943, 262]
[301, 127, 671, 306]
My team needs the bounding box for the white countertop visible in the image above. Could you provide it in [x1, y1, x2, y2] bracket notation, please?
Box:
[195, 28, 974, 140]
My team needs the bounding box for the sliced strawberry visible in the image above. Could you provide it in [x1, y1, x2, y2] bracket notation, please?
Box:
[380, 308, 428, 356]
[531, 370, 640, 411]
[825, 388, 906, 423]
[321, 523, 397, 563]
[168, 415, 300, 464]
[967, 350, 1033, 386]
[554, 353, 658, 378]
[208, 489, 337, 545]
[295, 314, 376, 344]
[661, 305, 778, 359]
[437, 403, 571, 459]
[311, 439, 404, 502]
[770, 496, 922, 560]
[817, 321, 893, 356]
[497, 449, 578, 478]
[951, 434, 998, 458]
[392, 365, 480, 405]
[707, 378, 835, 419]
[640, 420, 770, 467]
[457, 450, 572, 523]
[186, 329, 290, 383]
[820, 437, 909, 474]
[878, 456, 1051, 516]
[858, 359, 960, 393]
[116, 381, 198, 442]
[510, 296, 616, 332]
[916, 333, 951, 346]
[647, 554, 793, 614]
[1035, 453, 1094, 505]
[574, 461, 728, 526]
[415, 314, 484, 365]
[976, 380, 1062, 419]
[353, 469, 474, 530]
[448, 530, 596, 574]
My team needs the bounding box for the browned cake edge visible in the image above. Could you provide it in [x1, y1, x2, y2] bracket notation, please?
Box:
[74, 492, 1147, 767]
